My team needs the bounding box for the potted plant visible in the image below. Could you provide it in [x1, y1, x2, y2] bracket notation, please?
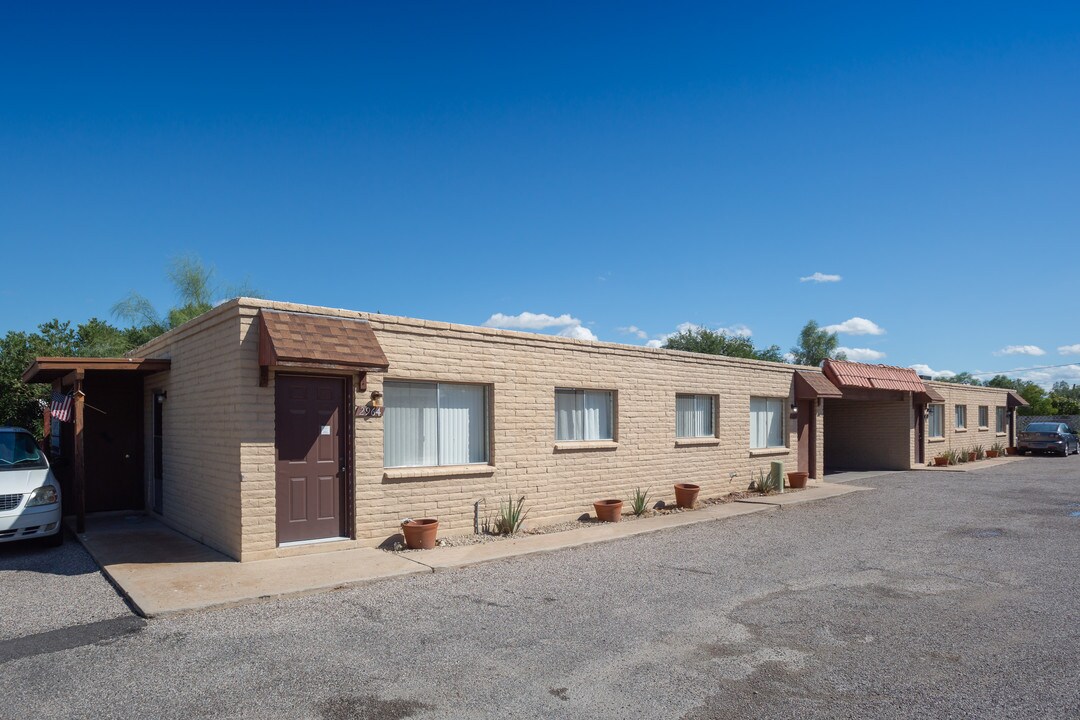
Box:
[786, 471, 809, 489]
[593, 498, 623, 523]
[933, 454, 949, 467]
[988, 441, 1005, 458]
[401, 518, 439, 549]
[1006, 446, 1018, 455]
[967, 449, 977, 462]
[673, 483, 700, 508]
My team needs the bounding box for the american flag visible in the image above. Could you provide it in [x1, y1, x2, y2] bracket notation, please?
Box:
[50, 392, 73, 423]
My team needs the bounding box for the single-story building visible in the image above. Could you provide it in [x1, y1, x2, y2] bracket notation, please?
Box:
[23, 298, 1021, 561]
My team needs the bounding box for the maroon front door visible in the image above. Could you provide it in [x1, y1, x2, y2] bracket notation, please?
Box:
[797, 398, 816, 478]
[275, 375, 348, 544]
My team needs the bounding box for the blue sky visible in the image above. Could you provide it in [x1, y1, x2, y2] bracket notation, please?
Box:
[3, 2, 1079, 386]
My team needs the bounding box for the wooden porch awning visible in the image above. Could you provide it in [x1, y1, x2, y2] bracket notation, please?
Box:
[914, 386, 946, 403]
[794, 370, 843, 399]
[1006, 390, 1030, 408]
[22, 357, 171, 384]
[258, 309, 389, 385]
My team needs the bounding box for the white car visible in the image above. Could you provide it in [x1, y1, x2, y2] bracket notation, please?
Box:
[0, 427, 63, 546]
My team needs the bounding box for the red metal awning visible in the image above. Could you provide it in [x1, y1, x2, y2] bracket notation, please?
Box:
[823, 359, 930, 394]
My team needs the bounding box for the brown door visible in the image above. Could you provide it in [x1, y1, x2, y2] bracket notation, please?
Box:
[797, 399, 816, 478]
[275, 375, 348, 544]
[83, 375, 145, 513]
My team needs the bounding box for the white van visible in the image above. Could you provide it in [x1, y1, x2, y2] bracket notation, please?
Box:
[0, 427, 63, 546]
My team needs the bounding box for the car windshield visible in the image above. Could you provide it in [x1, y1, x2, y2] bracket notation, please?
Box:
[0, 432, 47, 470]
[1025, 423, 1061, 433]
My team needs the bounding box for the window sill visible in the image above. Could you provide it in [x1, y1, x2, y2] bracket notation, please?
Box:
[675, 438, 721, 447]
[928, 437, 945, 443]
[996, 432, 1007, 437]
[554, 441, 618, 452]
[954, 428, 967, 433]
[978, 426, 989, 431]
[749, 447, 789, 457]
[383, 464, 496, 482]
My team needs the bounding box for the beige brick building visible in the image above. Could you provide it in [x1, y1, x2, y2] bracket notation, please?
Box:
[24, 298, 1023, 561]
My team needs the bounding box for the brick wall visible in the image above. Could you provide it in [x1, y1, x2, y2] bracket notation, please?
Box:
[135, 307, 246, 559]
[228, 300, 825, 560]
[823, 397, 914, 470]
[923, 382, 1014, 460]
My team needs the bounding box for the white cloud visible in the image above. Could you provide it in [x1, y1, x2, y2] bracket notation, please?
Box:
[783, 352, 797, 363]
[838, 347, 886, 362]
[723, 323, 753, 338]
[645, 339, 663, 348]
[557, 325, 598, 341]
[993, 345, 1046, 357]
[482, 312, 581, 330]
[1057, 344, 1080, 355]
[482, 311, 597, 342]
[823, 317, 886, 336]
[800, 272, 842, 283]
[1009, 364, 1080, 390]
[617, 325, 648, 340]
[909, 363, 956, 379]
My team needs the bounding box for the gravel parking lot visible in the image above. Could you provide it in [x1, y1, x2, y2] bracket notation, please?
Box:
[1, 456, 1078, 719]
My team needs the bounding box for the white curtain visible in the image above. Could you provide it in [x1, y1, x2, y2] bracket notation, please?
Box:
[556, 389, 612, 441]
[555, 389, 580, 441]
[750, 397, 783, 448]
[583, 391, 611, 440]
[677, 395, 714, 438]
[438, 384, 486, 465]
[383, 382, 438, 467]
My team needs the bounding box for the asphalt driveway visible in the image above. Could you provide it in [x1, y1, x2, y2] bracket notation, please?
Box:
[1, 456, 1078, 719]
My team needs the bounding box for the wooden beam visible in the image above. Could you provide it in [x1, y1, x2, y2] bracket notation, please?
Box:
[73, 371, 86, 534]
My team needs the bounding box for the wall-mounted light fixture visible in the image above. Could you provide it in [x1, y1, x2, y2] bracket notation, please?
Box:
[370, 391, 383, 408]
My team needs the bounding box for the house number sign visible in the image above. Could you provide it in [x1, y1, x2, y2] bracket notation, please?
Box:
[356, 405, 384, 418]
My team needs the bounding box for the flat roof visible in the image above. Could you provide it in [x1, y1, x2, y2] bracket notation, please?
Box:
[22, 357, 172, 384]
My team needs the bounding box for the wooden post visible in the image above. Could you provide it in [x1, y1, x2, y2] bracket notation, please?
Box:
[73, 371, 86, 534]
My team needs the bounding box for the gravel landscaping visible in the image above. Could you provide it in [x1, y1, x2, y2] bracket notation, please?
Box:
[383, 487, 782, 551]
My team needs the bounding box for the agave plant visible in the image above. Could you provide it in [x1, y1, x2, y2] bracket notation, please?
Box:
[490, 495, 528, 535]
[630, 487, 651, 517]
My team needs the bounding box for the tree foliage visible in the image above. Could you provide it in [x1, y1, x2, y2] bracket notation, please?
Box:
[663, 327, 784, 362]
[112, 253, 258, 337]
[790, 320, 846, 367]
[1, 255, 259, 435]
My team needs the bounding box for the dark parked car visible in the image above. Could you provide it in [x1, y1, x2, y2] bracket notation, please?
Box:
[1017, 422, 1080, 456]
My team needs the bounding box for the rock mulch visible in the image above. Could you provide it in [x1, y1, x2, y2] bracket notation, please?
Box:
[382, 487, 799, 553]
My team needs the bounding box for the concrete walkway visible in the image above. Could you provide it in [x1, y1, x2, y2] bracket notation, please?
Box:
[915, 455, 1028, 473]
[76, 483, 866, 618]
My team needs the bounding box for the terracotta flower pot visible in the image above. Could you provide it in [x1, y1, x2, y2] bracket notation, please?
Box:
[786, 471, 809, 489]
[934, 456, 949, 467]
[986, 450, 999, 459]
[1006, 447, 1018, 455]
[593, 499, 623, 523]
[968, 452, 977, 462]
[673, 483, 700, 509]
[402, 518, 439, 549]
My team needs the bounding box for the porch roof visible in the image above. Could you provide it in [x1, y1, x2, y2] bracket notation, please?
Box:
[794, 370, 843, 399]
[258, 309, 390, 374]
[823, 359, 930, 394]
[22, 357, 172, 384]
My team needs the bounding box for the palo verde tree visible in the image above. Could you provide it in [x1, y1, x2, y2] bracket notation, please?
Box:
[790, 320, 846, 367]
[112, 254, 258, 339]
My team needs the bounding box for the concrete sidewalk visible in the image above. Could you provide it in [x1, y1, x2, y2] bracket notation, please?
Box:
[77, 482, 866, 618]
[916, 455, 1028, 473]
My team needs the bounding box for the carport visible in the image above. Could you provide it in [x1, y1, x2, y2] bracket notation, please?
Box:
[22, 357, 171, 532]
[821, 360, 944, 472]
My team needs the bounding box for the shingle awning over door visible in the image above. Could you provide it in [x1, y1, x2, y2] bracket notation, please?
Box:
[1005, 390, 1030, 407]
[794, 370, 843, 399]
[257, 309, 389, 385]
